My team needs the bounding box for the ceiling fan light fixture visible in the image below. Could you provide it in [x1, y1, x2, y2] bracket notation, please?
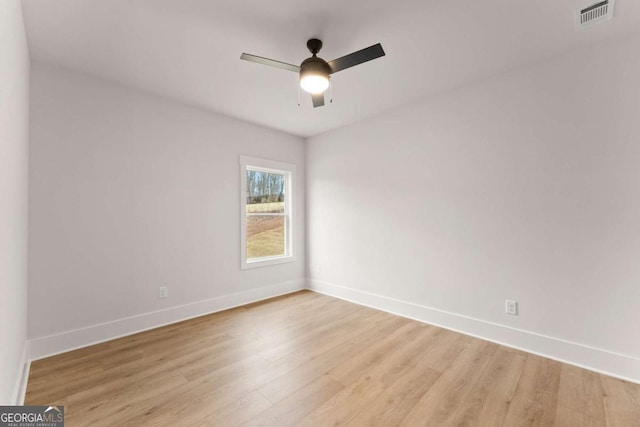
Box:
[300, 74, 329, 94]
[299, 57, 331, 94]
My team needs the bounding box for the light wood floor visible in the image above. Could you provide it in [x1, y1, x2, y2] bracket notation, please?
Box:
[26, 291, 640, 426]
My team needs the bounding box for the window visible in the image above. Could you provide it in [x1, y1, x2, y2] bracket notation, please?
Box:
[240, 156, 295, 269]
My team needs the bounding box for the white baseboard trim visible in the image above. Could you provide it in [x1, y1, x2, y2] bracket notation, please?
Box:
[12, 341, 30, 405]
[29, 279, 306, 361]
[308, 279, 640, 384]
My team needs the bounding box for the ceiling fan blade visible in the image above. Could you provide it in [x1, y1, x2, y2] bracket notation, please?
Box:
[311, 93, 325, 108]
[240, 53, 300, 72]
[327, 43, 385, 74]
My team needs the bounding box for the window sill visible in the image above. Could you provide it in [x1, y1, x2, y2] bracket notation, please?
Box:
[241, 254, 296, 270]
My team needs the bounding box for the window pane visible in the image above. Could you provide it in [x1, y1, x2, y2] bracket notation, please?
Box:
[246, 215, 285, 258]
[246, 170, 286, 260]
[246, 170, 285, 210]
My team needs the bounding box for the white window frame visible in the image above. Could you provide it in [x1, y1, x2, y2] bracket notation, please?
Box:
[240, 155, 295, 270]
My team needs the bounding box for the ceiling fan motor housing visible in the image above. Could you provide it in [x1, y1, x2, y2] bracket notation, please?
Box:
[300, 56, 331, 80]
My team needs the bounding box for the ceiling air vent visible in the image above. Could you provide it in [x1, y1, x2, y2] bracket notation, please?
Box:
[576, 0, 615, 30]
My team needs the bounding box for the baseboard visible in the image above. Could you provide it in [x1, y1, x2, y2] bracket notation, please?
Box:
[12, 341, 30, 405]
[29, 279, 306, 361]
[308, 279, 640, 384]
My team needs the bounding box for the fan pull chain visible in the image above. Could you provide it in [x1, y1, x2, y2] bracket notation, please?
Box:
[329, 79, 333, 103]
[297, 84, 301, 107]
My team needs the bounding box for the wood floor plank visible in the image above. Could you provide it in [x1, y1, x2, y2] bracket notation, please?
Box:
[557, 363, 607, 422]
[447, 347, 527, 426]
[600, 375, 640, 427]
[26, 361, 105, 403]
[326, 321, 428, 385]
[555, 405, 606, 427]
[512, 354, 562, 404]
[25, 290, 640, 427]
[298, 325, 448, 426]
[188, 391, 272, 427]
[117, 315, 395, 425]
[247, 375, 344, 427]
[406, 327, 472, 372]
[501, 396, 556, 427]
[255, 303, 368, 362]
[255, 311, 405, 404]
[65, 374, 189, 427]
[399, 339, 499, 426]
[344, 359, 442, 426]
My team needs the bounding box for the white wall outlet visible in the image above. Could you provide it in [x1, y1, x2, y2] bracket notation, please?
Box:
[505, 300, 518, 315]
[159, 286, 168, 299]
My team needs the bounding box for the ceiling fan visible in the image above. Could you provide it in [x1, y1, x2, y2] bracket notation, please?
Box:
[240, 39, 385, 108]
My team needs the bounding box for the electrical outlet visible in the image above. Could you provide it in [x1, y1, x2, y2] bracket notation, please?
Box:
[311, 264, 321, 276]
[159, 286, 168, 299]
[505, 300, 518, 315]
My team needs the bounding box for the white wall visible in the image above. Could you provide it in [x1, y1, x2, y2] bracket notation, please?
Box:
[307, 35, 640, 381]
[28, 63, 305, 357]
[0, 0, 30, 405]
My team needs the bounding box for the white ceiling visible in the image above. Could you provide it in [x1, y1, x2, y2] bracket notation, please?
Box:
[21, 0, 640, 137]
